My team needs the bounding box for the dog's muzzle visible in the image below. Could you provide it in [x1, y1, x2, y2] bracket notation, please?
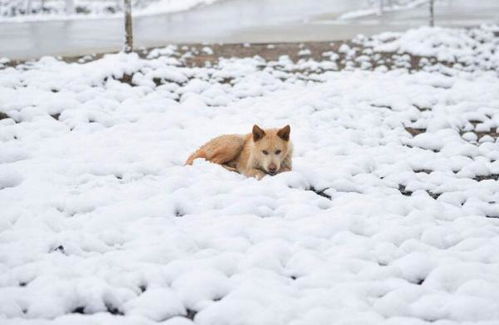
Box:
[257, 167, 277, 176]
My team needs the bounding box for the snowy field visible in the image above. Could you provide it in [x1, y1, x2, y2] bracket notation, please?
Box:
[1, 26, 499, 324]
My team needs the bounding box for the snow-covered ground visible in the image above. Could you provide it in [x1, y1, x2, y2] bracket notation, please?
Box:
[1, 26, 499, 324]
[0, 0, 219, 21]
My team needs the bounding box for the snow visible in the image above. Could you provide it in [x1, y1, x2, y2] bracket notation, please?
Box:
[138, 0, 219, 17]
[0, 167, 23, 190]
[0, 0, 221, 22]
[124, 288, 186, 321]
[364, 26, 499, 68]
[1, 26, 499, 324]
[339, 0, 428, 20]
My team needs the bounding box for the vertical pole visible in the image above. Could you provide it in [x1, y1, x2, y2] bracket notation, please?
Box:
[124, 0, 133, 53]
[429, 0, 434, 27]
[65, 0, 74, 15]
[26, 0, 32, 14]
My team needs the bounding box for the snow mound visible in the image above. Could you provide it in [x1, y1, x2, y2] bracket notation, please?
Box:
[0, 167, 23, 190]
[363, 26, 499, 69]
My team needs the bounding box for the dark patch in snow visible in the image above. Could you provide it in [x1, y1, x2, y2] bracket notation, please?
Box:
[427, 191, 441, 200]
[371, 104, 392, 110]
[431, 84, 451, 89]
[152, 76, 188, 88]
[475, 127, 499, 140]
[290, 275, 297, 280]
[105, 302, 124, 316]
[153, 77, 163, 86]
[75, 7, 91, 14]
[175, 209, 185, 217]
[50, 113, 61, 120]
[0, 111, 11, 120]
[398, 186, 439, 199]
[422, 317, 439, 323]
[51, 245, 66, 254]
[186, 309, 197, 320]
[468, 120, 484, 128]
[139, 284, 147, 293]
[117, 73, 135, 86]
[460, 124, 498, 142]
[71, 306, 86, 314]
[474, 128, 494, 138]
[474, 174, 499, 182]
[404, 127, 426, 136]
[413, 278, 425, 285]
[398, 184, 412, 196]
[307, 186, 332, 200]
[218, 77, 235, 85]
[412, 104, 431, 112]
[413, 169, 432, 174]
[19, 281, 27, 287]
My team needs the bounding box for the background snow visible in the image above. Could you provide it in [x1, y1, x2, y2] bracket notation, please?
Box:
[1, 26, 499, 324]
[0, 0, 220, 20]
[339, 0, 428, 20]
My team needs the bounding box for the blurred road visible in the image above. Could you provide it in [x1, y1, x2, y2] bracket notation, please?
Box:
[0, 0, 498, 60]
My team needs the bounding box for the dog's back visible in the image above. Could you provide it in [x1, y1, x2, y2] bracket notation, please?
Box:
[185, 134, 246, 166]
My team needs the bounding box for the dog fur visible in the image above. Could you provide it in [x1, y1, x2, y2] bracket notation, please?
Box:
[185, 125, 293, 179]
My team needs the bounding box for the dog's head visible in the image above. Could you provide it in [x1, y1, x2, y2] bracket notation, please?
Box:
[252, 124, 291, 176]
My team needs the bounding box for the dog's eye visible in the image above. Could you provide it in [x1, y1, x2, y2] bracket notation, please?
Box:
[275, 150, 281, 155]
[262, 150, 269, 155]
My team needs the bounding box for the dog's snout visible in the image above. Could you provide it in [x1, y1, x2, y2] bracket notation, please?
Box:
[268, 163, 277, 175]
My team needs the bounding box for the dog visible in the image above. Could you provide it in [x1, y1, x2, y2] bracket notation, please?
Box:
[185, 125, 293, 179]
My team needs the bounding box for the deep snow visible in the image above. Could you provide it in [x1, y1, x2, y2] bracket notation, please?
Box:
[1, 26, 499, 325]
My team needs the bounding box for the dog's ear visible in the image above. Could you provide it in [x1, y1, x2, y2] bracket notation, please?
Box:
[277, 125, 291, 141]
[252, 125, 266, 142]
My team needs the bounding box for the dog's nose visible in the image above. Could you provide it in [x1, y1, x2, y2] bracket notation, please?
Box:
[268, 164, 277, 175]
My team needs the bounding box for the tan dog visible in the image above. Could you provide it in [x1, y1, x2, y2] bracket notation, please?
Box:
[186, 125, 293, 179]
